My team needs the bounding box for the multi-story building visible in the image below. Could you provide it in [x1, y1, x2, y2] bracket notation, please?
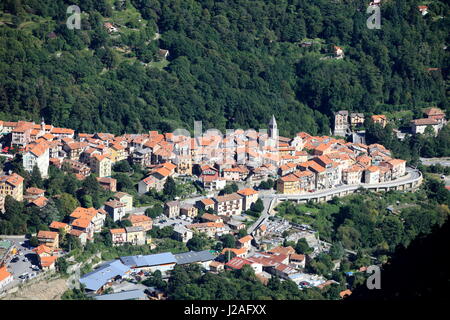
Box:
[114, 192, 133, 212]
[37, 230, 59, 249]
[180, 203, 198, 218]
[237, 188, 259, 211]
[23, 142, 49, 178]
[213, 193, 243, 216]
[333, 111, 349, 136]
[90, 154, 112, 178]
[127, 214, 153, 231]
[164, 200, 180, 218]
[104, 200, 127, 221]
[0, 173, 24, 202]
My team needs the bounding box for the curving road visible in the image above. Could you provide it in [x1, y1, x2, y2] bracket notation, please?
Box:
[248, 167, 423, 234]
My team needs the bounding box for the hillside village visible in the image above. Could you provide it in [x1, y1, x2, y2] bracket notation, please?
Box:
[0, 111, 428, 300]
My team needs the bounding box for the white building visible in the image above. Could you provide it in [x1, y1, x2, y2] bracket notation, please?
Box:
[23, 143, 49, 178]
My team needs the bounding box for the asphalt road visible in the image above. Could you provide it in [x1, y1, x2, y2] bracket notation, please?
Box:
[248, 168, 422, 234]
[420, 157, 450, 167]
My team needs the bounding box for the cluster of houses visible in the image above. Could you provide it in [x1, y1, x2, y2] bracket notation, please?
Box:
[161, 187, 260, 243]
[77, 241, 312, 298]
[334, 107, 447, 137]
[26, 189, 151, 270]
[0, 114, 414, 213]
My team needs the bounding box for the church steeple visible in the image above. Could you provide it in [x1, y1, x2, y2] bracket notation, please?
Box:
[269, 115, 278, 140]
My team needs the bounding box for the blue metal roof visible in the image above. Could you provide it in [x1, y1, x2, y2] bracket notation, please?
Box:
[120, 252, 177, 268]
[80, 260, 130, 292]
[94, 289, 146, 301]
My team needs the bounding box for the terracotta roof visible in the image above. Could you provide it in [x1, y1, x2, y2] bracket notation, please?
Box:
[279, 174, 299, 182]
[268, 246, 295, 256]
[30, 196, 48, 207]
[238, 235, 253, 243]
[49, 221, 68, 230]
[222, 247, 248, 256]
[0, 266, 12, 282]
[128, 214, 152, 224]
[411, 118, 438, 126]
[32, 244, 54, 256]
[214, 193, 243, 203]
[423, 107, 444, 116]
[71, 218, 91, 229]
[105, 200, 126, 208]
[37, 230, 58, 240]
[201, 213, 222, 221]
[237, 188, 258, 196]
[26, 187, 45, 195]
[200, 198, 215, 206]
[40, 255, 58, 268]
[0, 173, 24, 187]
[366, 166, 380, 172]
[110, 228, 126, 234]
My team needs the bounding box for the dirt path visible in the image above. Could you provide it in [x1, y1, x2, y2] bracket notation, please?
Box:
[2, 278, 68, 300]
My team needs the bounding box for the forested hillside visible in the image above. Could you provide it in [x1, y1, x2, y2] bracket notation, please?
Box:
[0, 0, 448, 136]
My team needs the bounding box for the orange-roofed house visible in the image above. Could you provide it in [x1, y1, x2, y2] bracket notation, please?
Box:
[49, 221, 71, 233]
[371, 115, 387, 128]
[69, 207, 106, 236]
[187, 222, 228, 237]
[197, 198, 215, 211]
[110, 228, 127, 246]
[28, 196, 48, 208]
[334, 46, 344, 58]
[423, 107, 446, 124]
[104, 200, 127, 222]
[290, 253, 306, 268]
[222, 247, 249, 259]
[410, 118, 440, 135]
[114, 192, 133, 212]
[127, 214, 153, 231]
[0, 172, 24, 201]
[97, 177, 117, 192]
[277, 174, 300, 194]
[25, 187, 45, 199]
[380, 159, 406, 179]
[364, 166, 380, 184]
[90, 154, 112, 178]
[50, 127, 74, 139]
[37, 230, 59, 249]
[253, 224, 267, 238]
[0, 266, 13, 290]
[225, 257, 262, 273]
[342, 165, 365, 185]
[237, 188, 259, 211]
[237, 235, 253, 249]
[418, 5, 428, 15]
[39, 255, 58, 271]
[268, 246, 295, 257]
[23, 142, 50, 178]
[32, 244, 55, 259]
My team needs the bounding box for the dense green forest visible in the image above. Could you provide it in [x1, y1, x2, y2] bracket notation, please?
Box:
[0, 0, 448, 136]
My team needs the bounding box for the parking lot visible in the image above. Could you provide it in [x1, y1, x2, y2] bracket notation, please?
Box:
[153, 216, 193, 229]
[1, 236, 42, 292]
